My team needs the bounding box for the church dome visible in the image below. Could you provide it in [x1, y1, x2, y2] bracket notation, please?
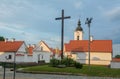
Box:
[75, 19, 83, 31]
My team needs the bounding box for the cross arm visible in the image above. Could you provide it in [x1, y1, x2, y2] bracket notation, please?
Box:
[55, 16, 71, 20]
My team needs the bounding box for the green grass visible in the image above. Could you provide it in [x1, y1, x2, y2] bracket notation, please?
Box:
[23, 65, 120, 77]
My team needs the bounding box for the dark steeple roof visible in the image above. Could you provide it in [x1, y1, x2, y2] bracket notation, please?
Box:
[75, 19, 83, 31]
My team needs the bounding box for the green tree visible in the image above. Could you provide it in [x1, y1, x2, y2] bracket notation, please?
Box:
[115, 55, 120, 58]
[0, 36, 5, 41]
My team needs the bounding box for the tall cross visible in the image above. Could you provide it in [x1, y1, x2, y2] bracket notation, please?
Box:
[55, 9, 71, 59]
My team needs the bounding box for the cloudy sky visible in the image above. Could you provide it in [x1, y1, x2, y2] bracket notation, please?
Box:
[0, 0, 120, 55]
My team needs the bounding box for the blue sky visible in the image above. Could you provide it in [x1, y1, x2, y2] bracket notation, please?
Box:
[0, 0, 120, 56]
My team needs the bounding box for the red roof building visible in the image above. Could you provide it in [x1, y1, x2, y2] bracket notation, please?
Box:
[0, 41, 24, 52]
[64, 40, 112, 53]
[0, 40, 27, 62]
[64, 19, 113, 65]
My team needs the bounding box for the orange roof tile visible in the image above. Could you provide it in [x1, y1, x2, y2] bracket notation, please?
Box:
[64, 40, 112, 53]
[112, 58, 120, 62]
[0, 41, 24, 52]
[50, 48, 61, 56]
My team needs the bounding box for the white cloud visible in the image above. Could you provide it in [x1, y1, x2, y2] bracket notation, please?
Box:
[74, 1, 83, 9]
[0, 22, 26, 31]
[0, 4, 14, 18]
[0, 23, 39, 44]
[104, 7, 120, 21]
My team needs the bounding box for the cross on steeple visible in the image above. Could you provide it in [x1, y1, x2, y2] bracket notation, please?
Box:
[55, 9, 71, 59]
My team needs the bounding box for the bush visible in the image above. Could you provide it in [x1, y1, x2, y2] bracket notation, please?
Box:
[74, 62, 83, 69]
[50, 58, 83, 69]
[50, 58, 60, 67]
[61, 58, 75, 67]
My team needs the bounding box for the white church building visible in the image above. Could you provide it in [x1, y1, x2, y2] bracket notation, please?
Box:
[64, 19, 113, 65]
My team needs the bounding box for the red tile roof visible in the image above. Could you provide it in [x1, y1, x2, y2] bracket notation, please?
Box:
[112, 58, 120, 62]
[0, 41, 24, 52]
[50, 48, 61, 57]
[64, 40, 112, 53]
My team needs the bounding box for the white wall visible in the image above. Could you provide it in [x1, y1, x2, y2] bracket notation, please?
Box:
[16, 54, 33, 63]
[16, 55, 24, 62]
[0, 51, 52, 63]
[64, 51, 112, 65]
[33, 51, 52, 63]
[0, 52, 15, 62]
[111, 62, 120, 68]
[24, 54, 33, 62]
[76, 52, 112, 65]
[0, 52, 34, 63]
[17, 43, 27, 54]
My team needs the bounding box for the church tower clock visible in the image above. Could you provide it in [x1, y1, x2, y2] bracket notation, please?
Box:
[74, 19, 83, 40]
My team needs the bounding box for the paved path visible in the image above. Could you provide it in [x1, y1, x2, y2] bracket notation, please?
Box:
[0, 68, 120, 79]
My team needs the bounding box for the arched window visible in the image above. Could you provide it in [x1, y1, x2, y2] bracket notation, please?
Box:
[77, 36, 79, 40]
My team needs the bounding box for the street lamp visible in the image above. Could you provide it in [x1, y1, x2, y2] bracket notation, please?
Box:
[85, 17, 92, 70]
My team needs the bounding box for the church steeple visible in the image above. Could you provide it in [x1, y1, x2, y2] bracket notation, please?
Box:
[75, 19, 83, 31]
[74, 19, 83, 40]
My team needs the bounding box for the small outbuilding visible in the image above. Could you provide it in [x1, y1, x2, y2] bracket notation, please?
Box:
[111, 58, 120, 68]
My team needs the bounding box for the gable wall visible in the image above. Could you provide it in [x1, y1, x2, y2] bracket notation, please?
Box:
[64, 51, 112, 65]
[17, 43, 27, 53]
[39, 42, 51, 52]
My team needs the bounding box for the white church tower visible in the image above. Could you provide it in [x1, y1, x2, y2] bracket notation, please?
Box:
[74, 19, 83, 40]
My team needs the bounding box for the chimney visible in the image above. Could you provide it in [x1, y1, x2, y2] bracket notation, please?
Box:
[5, 38, 8, 42]
[32, 44, 36, 48]
[11, 38, 15, 42]
[90, 36, 93, 42]
[27, 44, 31, 48]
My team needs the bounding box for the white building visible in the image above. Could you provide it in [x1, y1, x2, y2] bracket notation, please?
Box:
[33, 41, 53, 63]
[64, 19, 112, 65]
[0, 39, 27, 63]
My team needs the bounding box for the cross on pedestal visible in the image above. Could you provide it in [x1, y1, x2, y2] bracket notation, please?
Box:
[55, 9, 71, 59]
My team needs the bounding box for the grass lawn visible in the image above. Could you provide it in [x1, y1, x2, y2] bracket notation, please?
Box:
[22, 65, 120, 77]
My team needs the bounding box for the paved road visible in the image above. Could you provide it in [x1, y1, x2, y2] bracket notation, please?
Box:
[0, 68, 120, 79]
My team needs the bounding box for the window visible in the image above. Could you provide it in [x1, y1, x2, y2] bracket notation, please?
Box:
[77, 36, 79, 40]
[40, 46, 43, 51]
[8, 55, 12, 59]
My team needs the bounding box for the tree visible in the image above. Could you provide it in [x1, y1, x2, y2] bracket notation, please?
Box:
[0, 36, 5, 41]
[115, 55, 120, 58]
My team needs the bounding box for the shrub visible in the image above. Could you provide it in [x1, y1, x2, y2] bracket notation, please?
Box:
[50, 58, 60, 67]
[61, 58, 75, 67]
[74, 62, 83, 69]
[49, 58, 83, 69]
